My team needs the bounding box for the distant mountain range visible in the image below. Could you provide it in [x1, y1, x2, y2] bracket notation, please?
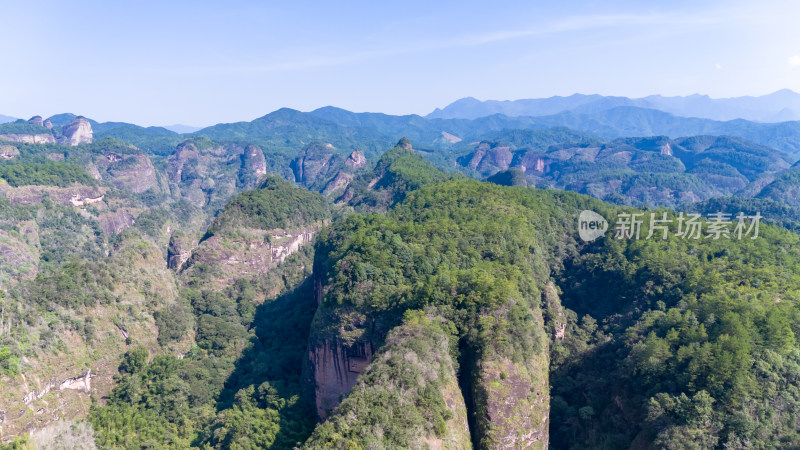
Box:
[190, 105, 800, 157]
[10, 99, 800, 159]
[163, 124, 202, 134]
[428, 90, 800, 122]
[0, 114, 17, 124]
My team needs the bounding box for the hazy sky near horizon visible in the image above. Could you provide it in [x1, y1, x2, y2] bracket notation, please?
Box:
[3, 0, 800, 126]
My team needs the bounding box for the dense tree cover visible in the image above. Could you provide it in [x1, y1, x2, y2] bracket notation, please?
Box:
[195, 108, 392, 158]
[550, 210, 800, 448]
[455, 134, 793, 208]
[0, 158, 95, 187]
[90, 174, 333, 448]
[4, 127, 800, 449]
[305, 310, 465, 448]
[309, 179, 603, 446]
[0, 121, 51, 135]
[688, 195, 800, 233]
[486, 167, 529, 186]
[206, 174, 331, 236]
[344, 141, 457, 211]
[475, 127, 598, 150]
[90, 262, 318, 449]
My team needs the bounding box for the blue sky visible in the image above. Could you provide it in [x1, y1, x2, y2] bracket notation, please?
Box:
[2, 0, 800, 126]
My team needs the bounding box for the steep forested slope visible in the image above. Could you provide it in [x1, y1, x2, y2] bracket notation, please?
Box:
[3, 130, 800, 450]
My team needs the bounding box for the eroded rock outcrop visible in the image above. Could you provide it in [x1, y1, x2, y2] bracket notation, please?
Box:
[320, 171, 354, 196]
[103, 154, 158, 193]
[304, 312, 472, 448]
[0, 145, 19, 159]
[242, 144, 267, 178]
[307, 338, 374, 419]
[345, 149, 366, 169]
[183, 226, 317, 287]
[97, 209, 136, 235]
[0, 134, 56, 145]
[291, 143, 340, 190]
[22, 370, 92, 405]
[167, 232, 195, 270]
[0, 184, 105, 207]
[458, 142, 513, 173]
[60, 118, 93, 146]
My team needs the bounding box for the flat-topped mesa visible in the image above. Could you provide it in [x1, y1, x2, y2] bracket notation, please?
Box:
[60, 117, 93, 146]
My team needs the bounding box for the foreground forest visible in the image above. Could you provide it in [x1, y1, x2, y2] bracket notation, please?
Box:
[1, 116, 800, 448]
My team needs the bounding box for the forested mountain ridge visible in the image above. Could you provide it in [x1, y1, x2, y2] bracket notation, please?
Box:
[428, 90, 800, 122]
[458, 134, 793, 207]
[1, 103, 800, 449]
[192, 106, 800, 156]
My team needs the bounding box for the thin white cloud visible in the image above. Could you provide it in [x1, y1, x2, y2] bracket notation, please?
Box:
[789, 55, 800, 67]
[236, 11, 717, 74]
[147, 10, 728, 76]
[715, 63, 723, 70]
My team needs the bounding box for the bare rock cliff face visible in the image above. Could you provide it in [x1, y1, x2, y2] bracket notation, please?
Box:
[0, 134, 56, 145]
[242, 144, 267, 177]
[97, 210, 136, 235]
[458, 142, 513, 173]
[345, 149, 366, 168]
[307, 338, 373, 418]
[0, 146, 19, 159]
[167, 142, 200, 183]
[104, 154, 159, 194]
[469, 293, 551, 449]
[60, 118, 93, 146]
[291, 146, 336, 186]
[183, 226, 317, 288]
[167, 233, 195, 270]
[320, 171, 354, 196]
[303, 313, 473, 448]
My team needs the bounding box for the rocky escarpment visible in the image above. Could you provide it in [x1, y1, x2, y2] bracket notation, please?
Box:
[242, 144, 267, 180]
[344, 149, 366, 169]
[98, 153, 159, 194]
[307, 337, 374, 419]
[468, 304, 550, 448]
[183, 225, 318, 289]
[21, 370, 92, 405]
[166, 139, 262, 208]
[60, 117, 93, 146]
[167, 141, 201, 184]
[167, 232, 195, 270]
[303, 178, 560, 448]
[97, 209, 136, 235]
[0, 184, 105, 207]
[0, 133, 56, 145]
[0, 146, 19, 159]
[304, 312, 472, 448]
[320, 171, 354, 196]
[458, 142, 513, 173]
[291, 143, 342, 191]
